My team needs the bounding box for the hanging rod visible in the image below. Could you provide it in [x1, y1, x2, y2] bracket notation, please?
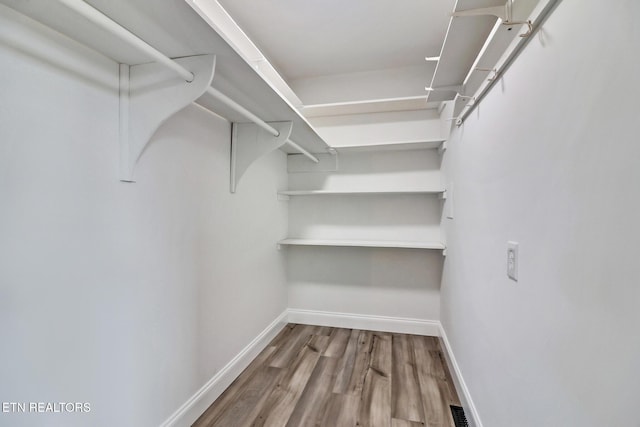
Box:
[206, 88, 319, 163]
[57, 0, 319, 163]
[458, 0, 563, 124]
[58, 0, 194, 82]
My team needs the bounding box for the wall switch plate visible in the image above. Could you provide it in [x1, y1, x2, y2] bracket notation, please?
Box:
[507, 241, 518, 281]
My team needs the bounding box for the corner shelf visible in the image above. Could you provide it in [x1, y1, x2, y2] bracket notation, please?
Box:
[278, 189, 445, 196]
[277, 238, 446, 252]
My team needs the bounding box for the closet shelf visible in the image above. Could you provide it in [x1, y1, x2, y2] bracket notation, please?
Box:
[278, 190, 445, 196]
[333, 139, 446, 152]
[6, 0, 329, 186]
[277, 239, 446, 251]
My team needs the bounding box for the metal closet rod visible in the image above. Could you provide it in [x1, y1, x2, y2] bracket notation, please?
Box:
[58, 0, 319, 164]
[458, 0, 563, 124]
[206, 88, 319, 163]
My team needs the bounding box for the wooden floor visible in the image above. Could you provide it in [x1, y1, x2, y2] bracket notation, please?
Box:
[193, 324, 461, 427]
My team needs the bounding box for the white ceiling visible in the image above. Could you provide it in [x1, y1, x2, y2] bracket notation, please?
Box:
[218, 0, 454, 81]
[217, 0, 456, 110]
[212, 0, 543, 118]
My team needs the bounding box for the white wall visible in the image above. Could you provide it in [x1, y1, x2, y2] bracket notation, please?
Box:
[287, 149, 444, 321]
[440, 1, 640, 426]
[0, 6, 287, 427]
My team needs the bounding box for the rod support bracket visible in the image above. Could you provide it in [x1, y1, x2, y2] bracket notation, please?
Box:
[230, 121, 294, 193]
[119, 55, 216, 182]
[452, 1, 532, 37]
[504, 20, 533, 37]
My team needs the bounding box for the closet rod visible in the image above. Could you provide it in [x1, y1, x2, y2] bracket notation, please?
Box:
[58, 0, 194, 82]
[283, 141, 319, 163]
[58, 0, 319, 163]
[206, 87, 319, 163]
[458, 0, 563, 124]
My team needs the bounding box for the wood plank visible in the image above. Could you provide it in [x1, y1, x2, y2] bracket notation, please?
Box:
[412, 336, 448, 427]
[307, 335, 331, 354]
[358, 333, 392, 427]
[434, 340, 462, 407]
[391, 419, 425, 427]
[253, 344, 322, 426]
[320, 393, 360, 427]
[205, 366, 283, 427]
[194, 326, 462, 427]
[391, 334, 425, 423]
[436, 350, 461, 406]
[315, 326, 334, 336]
[269, 324, 317, 368]
[345, 330, 373, 395]
[331, 329, 360, 393]
[323, 327, 353, 358]
[286, 356, 340, 427]
[269, 323, 298, 348]
[192, 346, 278, 426]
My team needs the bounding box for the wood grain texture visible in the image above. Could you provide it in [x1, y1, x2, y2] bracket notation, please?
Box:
[193, 325, 461, 427]
[391, 334, 425, 423]
[331, 329, 360, 393]
[286, 357, 339, 427]
[358, 333, 392, 427]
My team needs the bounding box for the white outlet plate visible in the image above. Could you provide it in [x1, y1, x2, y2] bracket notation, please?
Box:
[507, 241, 519, 281]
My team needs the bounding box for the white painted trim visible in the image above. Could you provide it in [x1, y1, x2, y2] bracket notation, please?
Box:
[287, 308, 440, 336]
[438, 323, 484, 427]
[159, 310, 288, 427]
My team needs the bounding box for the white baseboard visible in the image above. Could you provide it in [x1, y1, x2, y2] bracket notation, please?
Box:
[159, 310, 288, 427]
[438, 323, 483, 427]
[287, 308, 440, 336]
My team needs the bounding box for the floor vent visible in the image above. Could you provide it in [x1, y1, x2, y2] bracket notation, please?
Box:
[450, 405, 469, 427]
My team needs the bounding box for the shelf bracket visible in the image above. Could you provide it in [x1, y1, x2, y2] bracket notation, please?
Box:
[230, 121, 293, 193]
[438, 100, 455, 154]
[452, 1, 533, 37]
[119, 54, 216, 182]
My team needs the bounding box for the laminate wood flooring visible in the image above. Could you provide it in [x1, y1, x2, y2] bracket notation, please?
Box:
[193, 324, 461, 427]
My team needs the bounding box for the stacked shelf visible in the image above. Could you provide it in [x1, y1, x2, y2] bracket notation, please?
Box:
[278, 190, 444, 196]
[278, 238, 445, 250]
[333, 139, 446, 152]
[278, 188, 445, 252]
[280, 150, 446, 253]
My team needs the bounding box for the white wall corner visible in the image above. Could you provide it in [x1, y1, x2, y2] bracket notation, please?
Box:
[287, 308, 440, 336]
[438, 323, 484, 427]
[159, 310, 289, 427]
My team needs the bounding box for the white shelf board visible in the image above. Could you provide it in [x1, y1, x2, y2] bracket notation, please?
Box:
[278, 190, 445, 196]
[333, 139, 445, 152]
[1, 0, 329, 155]
[302, 96, 439, 118]
[278, 238, 446, 250]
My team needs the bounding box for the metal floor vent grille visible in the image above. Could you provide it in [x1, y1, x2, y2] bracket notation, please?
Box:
[450, 405, 469, 427]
